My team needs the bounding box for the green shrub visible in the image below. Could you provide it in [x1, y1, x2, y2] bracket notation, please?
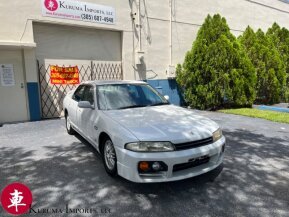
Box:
[267, 23, 289, 102]
[239, 27, 286, 104]
[176, 14, 256, 110]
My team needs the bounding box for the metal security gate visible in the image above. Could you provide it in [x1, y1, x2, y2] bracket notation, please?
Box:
[38, 60, 122, 119]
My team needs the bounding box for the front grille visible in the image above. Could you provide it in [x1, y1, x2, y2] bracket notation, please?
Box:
[173, 155, 210, 172]
[174, 137, 213, 151]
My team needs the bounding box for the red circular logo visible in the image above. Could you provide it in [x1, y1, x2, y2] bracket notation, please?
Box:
[1, 183, 33, 215]
[44, 0, 58, 11]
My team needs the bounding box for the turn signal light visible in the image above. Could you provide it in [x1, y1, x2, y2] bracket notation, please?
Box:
[139, 161, 149, 171]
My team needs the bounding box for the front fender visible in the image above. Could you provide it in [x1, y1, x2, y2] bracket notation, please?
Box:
[97, 111, 139, 150]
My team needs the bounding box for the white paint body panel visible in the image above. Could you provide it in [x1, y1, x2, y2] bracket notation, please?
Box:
[103, 105, 219, 143]
[63, 81, 225, 183]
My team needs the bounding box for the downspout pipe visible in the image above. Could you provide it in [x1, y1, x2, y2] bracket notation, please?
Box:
[169, 0, 172, 66]
[138, 0, 142, 51]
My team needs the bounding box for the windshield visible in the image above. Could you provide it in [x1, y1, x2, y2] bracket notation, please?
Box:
[96, 84, 169, 110]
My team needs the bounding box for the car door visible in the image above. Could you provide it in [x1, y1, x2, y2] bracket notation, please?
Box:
[77, 85, 99, 144]
[70, 85, 86, 129]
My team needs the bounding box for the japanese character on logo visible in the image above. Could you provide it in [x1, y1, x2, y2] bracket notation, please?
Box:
[8, 189, 26, 212]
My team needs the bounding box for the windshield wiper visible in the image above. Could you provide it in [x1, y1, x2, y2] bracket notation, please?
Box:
[118, 105, 147, 109]
[150, 102, 170, 106]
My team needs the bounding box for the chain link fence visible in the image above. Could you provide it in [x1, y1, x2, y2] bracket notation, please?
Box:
[38, 61, 122, 119]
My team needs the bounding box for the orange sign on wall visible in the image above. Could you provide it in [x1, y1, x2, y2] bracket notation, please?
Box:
[50, 65, 80, 84]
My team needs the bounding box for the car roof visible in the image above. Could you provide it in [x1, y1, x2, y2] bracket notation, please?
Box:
[81, 80, 147, 86]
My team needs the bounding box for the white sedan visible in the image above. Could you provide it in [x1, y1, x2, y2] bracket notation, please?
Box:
[63, 80, 225, 183]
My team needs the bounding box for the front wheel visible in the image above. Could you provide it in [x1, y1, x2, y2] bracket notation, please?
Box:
[102, 138, 118, 176]
[65, 113, 75, 135]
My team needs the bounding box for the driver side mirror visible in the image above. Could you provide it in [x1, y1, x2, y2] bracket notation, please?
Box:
[78, 101, 94, 109]
[164, 95, 170, 101]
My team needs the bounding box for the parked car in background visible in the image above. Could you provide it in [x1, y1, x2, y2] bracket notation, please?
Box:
[63, 80, 225, 183]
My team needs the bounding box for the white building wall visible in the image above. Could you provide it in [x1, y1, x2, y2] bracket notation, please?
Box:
[1, 0, 289, 122]
[1, 0, 289, 79]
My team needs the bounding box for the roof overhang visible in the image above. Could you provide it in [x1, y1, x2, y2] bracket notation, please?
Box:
[0, 41, 36, 49]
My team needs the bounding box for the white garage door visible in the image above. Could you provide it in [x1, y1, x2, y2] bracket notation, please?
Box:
[33, 23, 122, 118]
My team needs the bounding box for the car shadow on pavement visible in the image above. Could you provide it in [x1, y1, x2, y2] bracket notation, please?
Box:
[1, 128, 289, 217]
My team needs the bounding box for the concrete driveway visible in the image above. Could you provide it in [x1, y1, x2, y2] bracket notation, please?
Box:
[0, 111, 289, 217]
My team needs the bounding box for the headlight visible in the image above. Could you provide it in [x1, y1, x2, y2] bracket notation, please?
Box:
[125, 142, 175, 152]
[213, 128, 222, 142]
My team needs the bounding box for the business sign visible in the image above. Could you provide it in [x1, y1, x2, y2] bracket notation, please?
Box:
[0, 64, 15, 87]
[41, 0, 115, 25]
[1, 182, 33, 215]
[50, 65, 80, 84]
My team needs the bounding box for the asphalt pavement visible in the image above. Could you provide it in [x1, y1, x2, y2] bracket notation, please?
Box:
[0, 111, 289, 217]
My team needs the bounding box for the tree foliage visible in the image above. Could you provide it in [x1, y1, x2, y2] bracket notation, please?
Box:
[239, 26, 286, 104]
[176, 14, 256, 110]
[266, 23, 289, 102]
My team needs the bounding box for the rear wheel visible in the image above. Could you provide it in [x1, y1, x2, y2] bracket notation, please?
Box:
[65, 113, 75, 135]
[102, 138, 118, 176]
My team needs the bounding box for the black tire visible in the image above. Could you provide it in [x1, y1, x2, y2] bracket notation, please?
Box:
[65, 113, 75, 135]
[102, 138, 118, 176]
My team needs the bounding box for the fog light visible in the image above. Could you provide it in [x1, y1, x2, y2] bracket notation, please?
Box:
[152, 162, 161, 171]
[139, 161, 149, 171]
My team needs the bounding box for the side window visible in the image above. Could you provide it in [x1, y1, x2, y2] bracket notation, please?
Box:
[83, 86, 94, 105]
[72, 85, 85, 102]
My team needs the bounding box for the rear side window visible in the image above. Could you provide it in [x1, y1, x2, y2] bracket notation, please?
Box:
[72, 85, 85, 102]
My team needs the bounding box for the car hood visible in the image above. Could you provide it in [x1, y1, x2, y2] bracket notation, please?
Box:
[103, 105, 219, 143]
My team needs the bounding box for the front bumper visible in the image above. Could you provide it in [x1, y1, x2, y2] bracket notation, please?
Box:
[115, 136, 226, 183]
